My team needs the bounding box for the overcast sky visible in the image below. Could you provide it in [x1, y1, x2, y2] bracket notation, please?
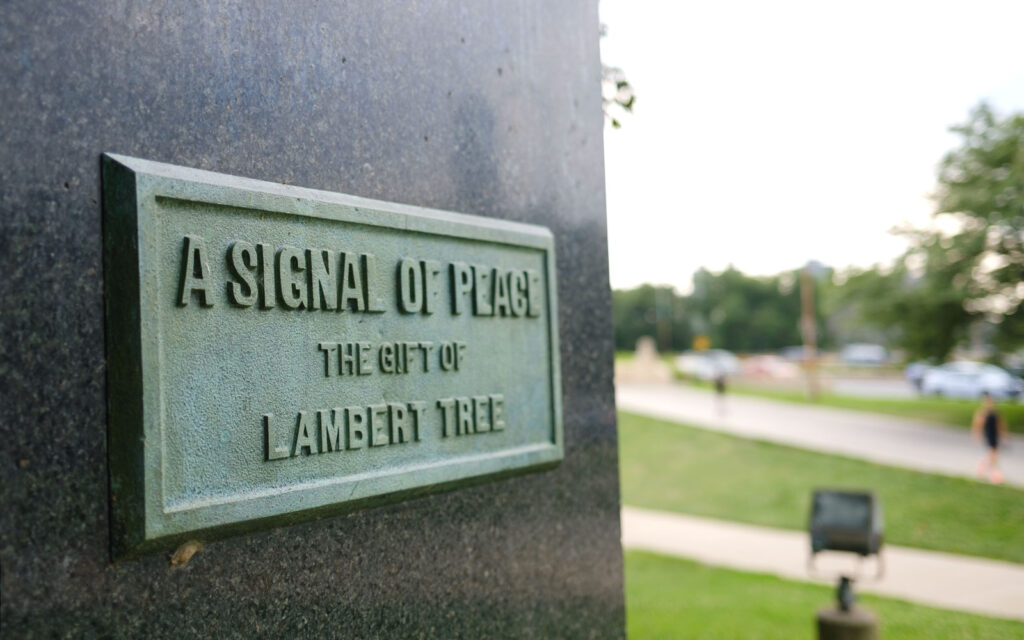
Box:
[600, 0, 1024, 292]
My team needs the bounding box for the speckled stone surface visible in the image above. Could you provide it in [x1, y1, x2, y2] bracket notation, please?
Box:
[0, 1, 623, 638]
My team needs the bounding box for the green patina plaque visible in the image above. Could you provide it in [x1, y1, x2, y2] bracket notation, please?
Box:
[102, 154, 562, 558]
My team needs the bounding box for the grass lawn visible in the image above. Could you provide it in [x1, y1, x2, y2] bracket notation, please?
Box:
[619, 411, 1024, 563]
[625, 551, 1024, 639]
[690, 381, 1024, 433]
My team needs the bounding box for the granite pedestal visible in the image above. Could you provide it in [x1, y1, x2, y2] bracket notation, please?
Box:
[0, 2, 624, 637]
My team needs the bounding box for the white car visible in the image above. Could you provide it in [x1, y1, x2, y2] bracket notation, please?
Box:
[920, 361, 1022, 400]
[675, 349, 740, 381]
[840, 343, 888, 366]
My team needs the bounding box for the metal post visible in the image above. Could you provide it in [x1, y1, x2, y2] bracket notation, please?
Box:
[800, 266, 819, 400]
[816, 576, 879, 639]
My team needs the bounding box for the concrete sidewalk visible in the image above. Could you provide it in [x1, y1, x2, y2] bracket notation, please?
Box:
[622, 506, 1024, 621]
[616, 383, 1024, 487]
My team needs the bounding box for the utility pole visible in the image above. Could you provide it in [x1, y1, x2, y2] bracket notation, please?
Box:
[800, 265, 820, 401]
[655, 287, 672, 352]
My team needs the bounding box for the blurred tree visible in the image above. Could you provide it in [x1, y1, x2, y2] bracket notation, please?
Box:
[830, 104, 1023, 361]
[689, 267, 809, 352]
[612, 266, 830, 354]
[828, 264, 969, 361]
[932, 103, 1024, 353]
[611, 285, 692, 352]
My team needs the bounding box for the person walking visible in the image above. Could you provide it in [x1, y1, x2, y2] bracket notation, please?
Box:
[713, 372, 728, 417]
[972, 392, 1009, 484]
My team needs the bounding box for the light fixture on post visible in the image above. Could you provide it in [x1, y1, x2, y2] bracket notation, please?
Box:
[808, 489, 884, 639]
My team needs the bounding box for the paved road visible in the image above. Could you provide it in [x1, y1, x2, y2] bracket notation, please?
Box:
[622, 506, 1024, 621]
[616, 383, 1024, 487]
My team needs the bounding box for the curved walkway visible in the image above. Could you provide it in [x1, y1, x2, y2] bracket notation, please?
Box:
[622, 506, 1024, 621]
[616, 383, 1024, 487]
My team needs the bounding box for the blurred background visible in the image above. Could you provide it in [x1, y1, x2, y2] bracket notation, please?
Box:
[601, 1, 1024, 637]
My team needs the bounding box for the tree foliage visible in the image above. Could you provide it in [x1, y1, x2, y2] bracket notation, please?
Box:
[933, 103, 1024, 351]
[612, 267, 829, 353]
[828, 265, 969, 361]
[602, 64, 635, 129]
[600, 22, 635, 129]
[836, 104, 1024, 361]
[689, 267, 807, 352]
[612, 284, 692, 352]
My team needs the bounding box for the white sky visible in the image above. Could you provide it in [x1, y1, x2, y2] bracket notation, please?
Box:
[600, 0, 1024, 292]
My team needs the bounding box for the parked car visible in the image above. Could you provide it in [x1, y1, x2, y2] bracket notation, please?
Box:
[779, 345, 810, 362]
[904, 360, 933, 391]
[675, 349, 740, 381]
[840, 343, 888, 366]
[1005, 350, 1024, 378]
[741, 354, 801, 380]
[920, 361, 1023, 400]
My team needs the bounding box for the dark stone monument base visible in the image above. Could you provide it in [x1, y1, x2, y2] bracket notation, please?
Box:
[817, 606, 880, 640]
[0, 1, 623, 637]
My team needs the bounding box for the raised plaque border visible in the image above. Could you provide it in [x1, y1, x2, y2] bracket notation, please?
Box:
[102, 154, 563, 558]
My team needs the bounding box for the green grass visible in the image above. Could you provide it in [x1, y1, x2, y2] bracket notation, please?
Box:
[619, 411, 1024, 563]
[689, 381, 1024, 433]
[625, 551, 1024, 639]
